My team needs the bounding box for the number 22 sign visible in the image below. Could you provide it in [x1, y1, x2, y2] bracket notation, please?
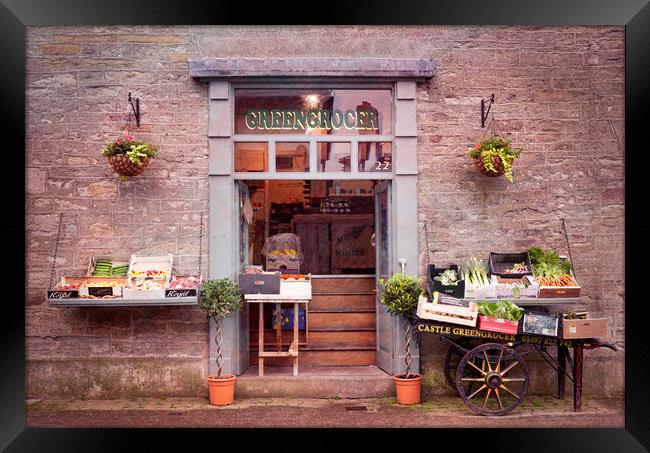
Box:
[375, 161, 391, 171]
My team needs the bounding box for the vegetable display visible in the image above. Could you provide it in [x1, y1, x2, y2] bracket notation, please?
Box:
[434, 269, 459, 286]
[528, 247, 576, 286]
[476, 300, 524, 321]
[460, 257, 490, 287]
[505, 262, 529, 274]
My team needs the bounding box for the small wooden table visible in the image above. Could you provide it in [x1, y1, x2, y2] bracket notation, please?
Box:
[244, 279, 311, 376]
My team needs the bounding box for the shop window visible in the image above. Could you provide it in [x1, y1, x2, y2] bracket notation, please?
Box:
[234, 142, 268, 172]
[235, 89, 392, 135]
[358, 142, 392, 172]
[317, 142, 351, 172]
[276, 142, 309, 172]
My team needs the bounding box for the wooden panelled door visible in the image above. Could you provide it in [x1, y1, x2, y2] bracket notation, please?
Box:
[375, 180, 395, 373]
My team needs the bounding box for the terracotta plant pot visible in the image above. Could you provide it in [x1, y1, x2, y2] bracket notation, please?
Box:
[394, 373, 422, 405]
[474, 155, 505, 178]
[108, 154, 150, 177]
[208, 374, 236, 406]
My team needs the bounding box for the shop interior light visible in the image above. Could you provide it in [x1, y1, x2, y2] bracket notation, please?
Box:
[304, 94, 320, 108]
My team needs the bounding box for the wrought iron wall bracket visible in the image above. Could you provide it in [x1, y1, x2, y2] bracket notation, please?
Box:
[128, 92, 141, 127]
[480, 93, 495, 128]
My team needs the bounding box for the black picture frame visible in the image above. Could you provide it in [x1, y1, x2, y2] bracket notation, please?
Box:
[2, 0, 648, 450]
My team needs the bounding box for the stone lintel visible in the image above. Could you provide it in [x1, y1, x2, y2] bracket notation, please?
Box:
[189, 58, 436, 80]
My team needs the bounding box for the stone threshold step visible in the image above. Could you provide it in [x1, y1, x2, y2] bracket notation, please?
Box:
[236, 366, 395, 398]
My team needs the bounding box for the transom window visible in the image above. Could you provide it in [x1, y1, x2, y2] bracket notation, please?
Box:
[233, 88, 394, 177]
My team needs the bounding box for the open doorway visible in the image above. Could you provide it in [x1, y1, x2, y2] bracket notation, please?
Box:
[238, 179, 383, 368]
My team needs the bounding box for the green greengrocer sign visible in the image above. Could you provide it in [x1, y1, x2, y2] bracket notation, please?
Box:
[245, 108, 379, 131]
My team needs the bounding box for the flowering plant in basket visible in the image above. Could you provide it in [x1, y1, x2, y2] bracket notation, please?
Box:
[102, 134, 159, 177]
[467, 135, 523, 183]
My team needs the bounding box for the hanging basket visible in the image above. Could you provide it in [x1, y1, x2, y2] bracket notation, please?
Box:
[108, 154, 150, 177]
[473, 155, 505, 178]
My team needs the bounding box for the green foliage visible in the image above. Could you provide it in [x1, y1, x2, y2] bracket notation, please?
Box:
[199, 278, 243, 321]
[476, 300, 523, 321]
[102, 134, 159, 167]
[528, 247, 572, 277]
[467, 135, 523, 183]
[378, 273, 424, 319]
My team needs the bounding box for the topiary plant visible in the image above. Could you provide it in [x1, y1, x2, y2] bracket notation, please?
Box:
[379, 273, 424, 378]
[467, 135, 524, 183]
[200, 278, 242, 379]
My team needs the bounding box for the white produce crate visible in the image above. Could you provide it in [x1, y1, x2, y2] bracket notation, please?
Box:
[463, 279, 497, 299]
[494, 275, 539, 299]
[122, 276, 167, 299]
[127, 254, 173, 282]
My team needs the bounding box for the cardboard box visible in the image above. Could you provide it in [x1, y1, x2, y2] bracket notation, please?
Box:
[477, 315, 519, 335]
[562, 318, 608, 339]
[416, 295, 478, 327]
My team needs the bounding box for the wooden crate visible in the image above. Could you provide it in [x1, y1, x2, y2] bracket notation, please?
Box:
[416, 295, 478, 327]
[536, 271, 581, 298]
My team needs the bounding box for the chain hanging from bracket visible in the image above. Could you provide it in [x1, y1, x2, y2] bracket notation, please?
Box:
[560, 218, 576, 278]
[49, 213, 64, 288]
[198, 212, 204, 276]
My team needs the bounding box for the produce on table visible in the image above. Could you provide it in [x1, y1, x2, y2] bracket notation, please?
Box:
[476, 300, 524, 321]
[433, 269, 459, 286]
[91, 259, 129, 277]
[270, 248, 298, 256]
[83, 281, 123, 288]
[528, 247, 576, 286]
[505, 262, 529, 274]
[536, 275, 578, 287]
[168, 276, 201, 289]
[54, 283, 80, 290]
[129, 269, 168, 277]
[460, 257, 491, 287]
[243, 266, 264, 274]
[125, 278, 165, 290]
[281, 274, 306, 280]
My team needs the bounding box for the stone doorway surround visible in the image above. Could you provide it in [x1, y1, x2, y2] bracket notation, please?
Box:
[188, 58, 436, 377]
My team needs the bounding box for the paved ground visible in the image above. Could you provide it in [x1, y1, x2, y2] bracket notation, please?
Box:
[26, 395, 624, 428]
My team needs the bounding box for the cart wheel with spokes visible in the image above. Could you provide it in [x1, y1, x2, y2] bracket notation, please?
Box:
[443, 338, 483, 393]
[455, 343, 530, 416]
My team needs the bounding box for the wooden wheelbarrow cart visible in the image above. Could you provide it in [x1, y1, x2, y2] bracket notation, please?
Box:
[410, 316, 617, 416]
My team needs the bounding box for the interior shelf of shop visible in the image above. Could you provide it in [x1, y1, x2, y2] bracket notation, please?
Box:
[47, 297, 198, 307]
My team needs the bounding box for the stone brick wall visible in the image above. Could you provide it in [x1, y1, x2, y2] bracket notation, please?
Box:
[26, 26, 624, 398]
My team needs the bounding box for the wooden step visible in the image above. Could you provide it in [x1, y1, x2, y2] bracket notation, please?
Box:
[311, 277, 376, 294]
[251, 329, 376, 349]
[258, 349, 375, 367]
[309, 312, 375, 330]
[309, 293, 376, 311]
